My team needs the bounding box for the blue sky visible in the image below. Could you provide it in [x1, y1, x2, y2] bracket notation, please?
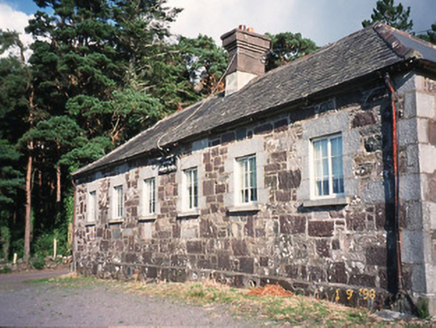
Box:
[1, 0, 435, 48]
[3, 0, 38, 14]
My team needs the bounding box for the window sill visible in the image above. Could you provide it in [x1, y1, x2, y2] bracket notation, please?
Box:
[138, 214, 157, 221]
[177, 209, 200, 218]
[303, 196, 349, 208]
[85, 221, 96, 227]
[108, 218, 124, 224]
[227, 203, 260, 213]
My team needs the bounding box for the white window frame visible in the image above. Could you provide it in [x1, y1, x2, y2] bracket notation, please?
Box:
[138, 163, 160, 219]
[236, 154, 258, 204]
[87, 190, 98, 223]
[224, 137, 267, 212]
[184, 167, 198, 211]
[113, 185, 124, 219]
[143, 178, 156, 216]
[176, 144, 205, 217]
[298, 110, 358, 207]
[310, 134, 344, 199]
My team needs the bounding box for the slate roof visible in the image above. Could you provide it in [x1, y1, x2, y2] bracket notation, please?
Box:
[73, 23, 436, 177]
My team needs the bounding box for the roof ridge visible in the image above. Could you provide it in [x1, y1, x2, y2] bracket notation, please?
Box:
[239, 24, 379, 90]
[74, 24, 436, 178]
[372, 22, 431, 60]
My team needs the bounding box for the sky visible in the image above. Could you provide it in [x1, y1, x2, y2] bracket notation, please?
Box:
[0, 0, 435, 50]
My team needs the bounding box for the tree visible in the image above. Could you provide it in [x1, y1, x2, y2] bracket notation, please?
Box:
[418, 22, 436, 45]
[0, 30, 35, 261]
[362, 0, 413, 31]
[67, 89, 165, 144]
[0, 140, 23, 259]
[20, 116, 86, 203]
[59, 136, 114, 173]
[177, 35, 228, 98]
[19, 0, 184, 258]
[26, 0, 182, 143]
[264, 32, 317, 72]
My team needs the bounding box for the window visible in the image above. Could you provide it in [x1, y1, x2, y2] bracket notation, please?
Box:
[312, 134, 344, 198]
[224, 138, 266, 212]
[88, 191, 97, 222]
[184, 168, 198, 210]
[113, 185, 124, 218]
[237, 155, 257, 204]
[143, 178, 156, 215]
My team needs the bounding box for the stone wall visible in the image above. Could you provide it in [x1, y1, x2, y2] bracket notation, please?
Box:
[73, 74, 426, 309]
[398, 73, 436, 314]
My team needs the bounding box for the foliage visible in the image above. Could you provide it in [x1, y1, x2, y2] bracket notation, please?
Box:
[264, 32, 317, 72]
[362, 0, 413, 31]
[177, 35, 228, 97]
[31, 257, 45, 270]
[0, 140, 23, 206]
[417, 22, 436, 45]
[0, 56, 29, 142]
[10, 237, 24, 259]
[33, 229, 67, 258]
[0, 225, 11, 260]
[59, 136, 114, 173]
[416, 297, 430, 319]
[0, 266, 11, 274]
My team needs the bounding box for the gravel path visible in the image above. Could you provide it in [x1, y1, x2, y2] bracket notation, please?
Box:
[0, 270, 269, 327]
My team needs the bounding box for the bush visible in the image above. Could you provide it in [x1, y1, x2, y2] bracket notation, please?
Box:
[32, 257, 45, 270]
[10, 238, 24, 259]
[416, 297, 430, 319]
[0, 266, 11, 274]
[0, 225, 11, 260]
[33, 229, 68, 259]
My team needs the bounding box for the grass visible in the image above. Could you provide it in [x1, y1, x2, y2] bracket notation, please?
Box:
[115, 279, 371, 326]
[34, 275, 433, 327]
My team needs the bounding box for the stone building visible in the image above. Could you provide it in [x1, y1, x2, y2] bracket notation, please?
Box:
[72, 23, 436, 313]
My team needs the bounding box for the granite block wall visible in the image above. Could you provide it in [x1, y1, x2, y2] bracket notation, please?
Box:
[73, 73, 434, 310]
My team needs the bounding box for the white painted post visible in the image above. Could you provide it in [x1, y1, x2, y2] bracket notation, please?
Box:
[53, 238, 57, 259]
[13, 253, 17, 264]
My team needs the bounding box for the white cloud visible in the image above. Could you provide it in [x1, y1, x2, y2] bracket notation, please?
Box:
[167, 0, 436, 47]
[168, 0, 299, 43]
[0, 2, 33, 60]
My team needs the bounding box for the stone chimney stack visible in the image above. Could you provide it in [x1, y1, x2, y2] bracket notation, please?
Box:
[221, 25, 270, 96]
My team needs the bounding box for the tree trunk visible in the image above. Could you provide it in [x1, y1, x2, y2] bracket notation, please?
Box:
[56, 142, 61, 203]
[24, 140, 33, 262]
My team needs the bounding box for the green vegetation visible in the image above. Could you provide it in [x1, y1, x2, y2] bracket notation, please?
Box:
[113, 280, 369, 326]
[416, 297, 430, 320]
[265, 32, 318, 72]
[363, 0, 436, 46]
[31, 257, 45, 270]
[362, 0, 413, 31]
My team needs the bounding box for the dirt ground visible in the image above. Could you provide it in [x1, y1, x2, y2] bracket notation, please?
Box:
[0, 269, 271, 327]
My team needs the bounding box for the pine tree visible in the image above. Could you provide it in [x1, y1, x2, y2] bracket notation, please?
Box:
[0, 30, 35, 261]
[20, 0, 184, 257]
[418, 22, 436, 45]
[177, 35, 228, 98]
[362, 0, 413, 31]
[264, 32, 317, 72]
